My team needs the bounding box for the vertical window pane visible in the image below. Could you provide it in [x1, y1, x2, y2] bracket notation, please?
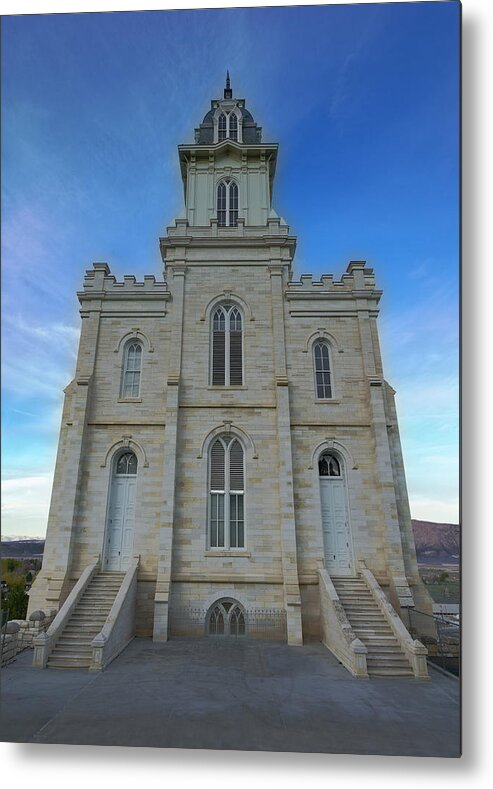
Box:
[229, 182, 238, 227]
[218, 113, 227, 141]
[217, 181, 227, 226]
[217, 493, 224, 546]
[314, 342, 332, 399]
[122, 342, 142, 398]
[229, 113, 238, 140]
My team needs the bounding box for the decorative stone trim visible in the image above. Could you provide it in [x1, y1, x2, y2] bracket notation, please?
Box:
[309, 439, 358, 470]
[101, 437, 149, 468]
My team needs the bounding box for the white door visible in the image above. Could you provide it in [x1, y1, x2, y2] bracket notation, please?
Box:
[320, 478, 353, 576]
[104, 452, 137, 571]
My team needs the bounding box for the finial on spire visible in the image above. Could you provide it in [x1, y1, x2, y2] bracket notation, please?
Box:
[224, 71, 232, 99]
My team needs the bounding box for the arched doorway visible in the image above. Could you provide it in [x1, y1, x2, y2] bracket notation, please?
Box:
[318, 453, 354, 576]
[206, 598, 246, 637]
[104, 450, 137, 571]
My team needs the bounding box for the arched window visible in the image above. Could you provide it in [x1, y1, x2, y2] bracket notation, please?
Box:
[121, 341, 142, 398]
[313, 341, 333, 399]
[209, 436, 245, 549]
[318, 453, 341, 477]
[211, 304, 243, 385]
[218, 112, 227, 141]
[217, 179, 238, 227]
[207, 599, 246, 637]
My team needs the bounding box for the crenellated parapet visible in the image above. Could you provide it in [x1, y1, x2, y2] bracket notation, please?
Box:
[286, 261, 380, 297]
[78, 262, 170, 304]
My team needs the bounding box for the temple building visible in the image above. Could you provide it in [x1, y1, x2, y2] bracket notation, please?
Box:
[29, 76, 433, 678]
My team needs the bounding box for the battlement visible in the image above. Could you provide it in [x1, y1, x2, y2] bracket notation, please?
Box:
[286, 261, 378, 295]
[78, 263, 170, 301]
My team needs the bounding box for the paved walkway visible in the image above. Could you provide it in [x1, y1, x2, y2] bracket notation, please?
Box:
[1, 638, 460, 756]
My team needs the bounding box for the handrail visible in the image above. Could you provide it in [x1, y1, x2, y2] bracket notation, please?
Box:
[318, 568, 368, 678]
[359, 562, 429, 679]
[90, 557, 139, 671]
[32, 558, 100, 668]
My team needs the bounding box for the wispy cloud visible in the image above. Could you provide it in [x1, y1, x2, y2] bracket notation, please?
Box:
[1, 473, 54, 538]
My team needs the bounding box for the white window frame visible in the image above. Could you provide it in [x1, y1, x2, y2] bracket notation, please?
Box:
[208, 436, 246, 551]
[313, 340, 334, 400]
[210, 303, 244, 386]
[120, 340, 143, 399]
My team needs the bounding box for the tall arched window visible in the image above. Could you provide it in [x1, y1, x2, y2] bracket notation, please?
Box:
[217, 179, 238, 227]
[121, 341, 142, 398]
[209, 436, 245, 549]
[313, 341, 333, 399]
[218, 112, 227, 141]
[211, 304, 243, 385]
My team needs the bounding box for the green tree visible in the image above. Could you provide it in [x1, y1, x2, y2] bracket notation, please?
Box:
[5, 581, 28, 620]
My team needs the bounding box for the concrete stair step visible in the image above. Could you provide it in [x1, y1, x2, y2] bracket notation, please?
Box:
[368, 668, 414, 677]
[47, 660, 92, 669]
[52, 636, 92, 654]
[48, 652, 92, 662]
[367, 657, 411, 666]
[53, 645, 93, 653]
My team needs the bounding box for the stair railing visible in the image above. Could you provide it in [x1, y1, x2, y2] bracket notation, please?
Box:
[358, 561, 429, 679]
[32, 558, 100, 668]
[90, 556, 139, 671]
[318, 568, 368, 678]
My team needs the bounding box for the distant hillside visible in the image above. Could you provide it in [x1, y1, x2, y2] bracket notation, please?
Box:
[1, 539, 45, 559]
[1, 520, 460, 564]
[411, 520, 460, 565]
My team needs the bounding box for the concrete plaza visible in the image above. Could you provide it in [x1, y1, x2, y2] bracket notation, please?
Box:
[1, 638, 460, 756]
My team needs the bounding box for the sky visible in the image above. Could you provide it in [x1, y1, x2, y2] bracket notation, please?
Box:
[1, 2, 460, 537]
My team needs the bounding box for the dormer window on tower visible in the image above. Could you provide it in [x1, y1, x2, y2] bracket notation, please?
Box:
[218, 111, 238, 142]
[217, 179, 238, 227]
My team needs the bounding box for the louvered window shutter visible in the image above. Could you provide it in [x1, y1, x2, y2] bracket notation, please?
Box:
[229, 308, 242, 385]
[229, 440, 244, 491]
[212, 309, 226, 385]
[210, 440, 225, 490]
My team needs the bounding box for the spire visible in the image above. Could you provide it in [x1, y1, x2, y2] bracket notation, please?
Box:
[224, 71, 232, 99]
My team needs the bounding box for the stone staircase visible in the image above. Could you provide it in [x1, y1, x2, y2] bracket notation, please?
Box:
[47, 572, 125, 670]
[332, 576, 414, 677]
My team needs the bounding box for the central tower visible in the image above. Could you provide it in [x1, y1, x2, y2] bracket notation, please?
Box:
[155, 76, 303, 644]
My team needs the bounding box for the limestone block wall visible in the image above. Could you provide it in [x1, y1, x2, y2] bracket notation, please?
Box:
[178, 262, 277, 405]
[290, 427, 388, 580]
[171, 410, 283, 584]
[168, 581, 286, 638]
[69, 425, 166, 576]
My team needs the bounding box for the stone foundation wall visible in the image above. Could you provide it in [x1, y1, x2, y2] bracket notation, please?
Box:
[1, 611, 56, 667]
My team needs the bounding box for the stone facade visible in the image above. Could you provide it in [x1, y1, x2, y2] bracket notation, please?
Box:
[28, 80, 433, 645]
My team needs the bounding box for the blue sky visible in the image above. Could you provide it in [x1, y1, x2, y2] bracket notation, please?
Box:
[1, 2, 459, 537]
